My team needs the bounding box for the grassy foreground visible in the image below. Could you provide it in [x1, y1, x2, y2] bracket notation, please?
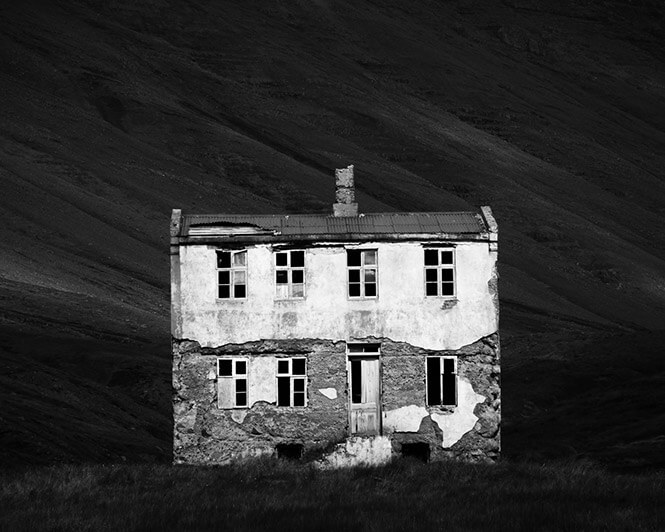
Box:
[0, 459, 663, 531]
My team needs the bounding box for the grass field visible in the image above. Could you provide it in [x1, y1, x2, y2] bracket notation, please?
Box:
[1, 458, 663, 531]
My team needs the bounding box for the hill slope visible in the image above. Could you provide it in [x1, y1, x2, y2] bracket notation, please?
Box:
[0, 0, 664, 467]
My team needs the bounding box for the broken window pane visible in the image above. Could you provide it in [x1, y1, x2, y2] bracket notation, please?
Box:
[424, 249, 438, 266]
[276, 270, 288, 284]
[217, 251, 231, 268]
[218, 359, 232, 376]
[365, 283, 377, 297]
[425, 283, 438, 296]
[347, 250, 361, 267]
[292, 270, 304, 284]
[349, 283, 361, 297]
[235, 360, 247, 374]
[276, 252, 288, 266]
[292, 358, 306, 375]
[233, 251, 247, 267]
[293, 378, 305, 392]
[349, 269, 361, 283]
[277, 377, 290, 406]
[441, 283, 454, 296]
[218, 271, 230, 284]
[277, 360, 289, 374]
[291, 251, 304, 267]
[293, 392, 305, 407]
[236, 379, 247, 393]
[425, 269, 437, 282]
[236, 390, 247, 407]
[443, 358, 455, 374]
[440, 251, 453, 264]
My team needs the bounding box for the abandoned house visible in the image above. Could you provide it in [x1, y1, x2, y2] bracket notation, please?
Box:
[171, 165, 500, 466]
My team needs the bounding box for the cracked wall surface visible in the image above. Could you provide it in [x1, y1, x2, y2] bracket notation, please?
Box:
[175, 241, 497, 350]
[173, 334, 500, 465]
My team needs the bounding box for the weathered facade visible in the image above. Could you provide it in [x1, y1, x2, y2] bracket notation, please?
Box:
[172, 166, 500, 466]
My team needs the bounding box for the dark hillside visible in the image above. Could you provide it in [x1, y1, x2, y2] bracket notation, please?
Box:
[0, 0, 664, 466]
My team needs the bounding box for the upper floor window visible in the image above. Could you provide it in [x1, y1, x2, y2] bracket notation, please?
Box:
[217, 358, 248, 408]
[426, 356, 457, 406]
[424, 248, 455, 297]
[275, 250, 305, 299]
[276, 357, 307, 406]
[217, 250, 247, 299]
[347, 249, 378, 298]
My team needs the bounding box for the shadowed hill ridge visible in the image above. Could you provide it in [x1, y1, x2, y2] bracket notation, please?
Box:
[0, 0, 664, 466]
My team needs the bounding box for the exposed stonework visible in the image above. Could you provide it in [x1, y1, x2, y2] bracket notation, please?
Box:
[173, 334, 500, 465]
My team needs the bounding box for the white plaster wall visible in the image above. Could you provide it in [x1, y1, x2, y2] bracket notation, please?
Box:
[177, 241, 497, 350]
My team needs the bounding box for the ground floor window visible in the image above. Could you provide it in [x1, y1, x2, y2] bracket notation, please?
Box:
[276, 357, 307, 406]
[426, 356, 457, 406]
[217, 358, 248, 408]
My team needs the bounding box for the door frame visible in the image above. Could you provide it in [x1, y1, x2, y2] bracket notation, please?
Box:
[346, 343, 382, 436]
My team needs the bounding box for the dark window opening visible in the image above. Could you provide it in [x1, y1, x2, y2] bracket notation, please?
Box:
[277, 360, 289, 374]
[218, 359, 232, 377]
[235, 378, 247, 407]
[292, 358, 306, 375]
[291, 251, 304, 267]
[350, 359, 362, 403]
[277, 377, 290, 406]
[276, 443, 303, 460]
[426, 357, 441, 406]
[401, 442, 430, 463]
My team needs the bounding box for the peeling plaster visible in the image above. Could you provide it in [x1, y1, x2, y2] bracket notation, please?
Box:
[430, 378, 485, 448]
[317, 436, 392, 469]
[384, 405, 428, 433]
[231, 410, 248, 424]
[318, 388, 338, 400]
[178, 242, 498, 350]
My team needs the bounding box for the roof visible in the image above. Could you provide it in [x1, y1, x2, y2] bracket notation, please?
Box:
[173, 210, 496, 244]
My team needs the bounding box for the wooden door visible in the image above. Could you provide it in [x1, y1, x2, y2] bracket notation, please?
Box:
[349, 356, 381, 435]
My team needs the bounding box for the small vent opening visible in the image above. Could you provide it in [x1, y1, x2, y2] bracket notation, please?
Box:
[276, 443, 303, 460]
[401, 442, 430, 463]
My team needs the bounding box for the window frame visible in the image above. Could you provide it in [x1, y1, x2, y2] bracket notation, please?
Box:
[423, 248, 456, 298]
[216, 249, 248, 300]
[346, 248, 379, 299]
[276, 357, 307, 407]
[274, 249, 306, 300]
[217, 357, 249, 409]
[425, 356, 458, 407]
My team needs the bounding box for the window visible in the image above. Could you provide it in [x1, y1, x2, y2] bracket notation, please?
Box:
[426, 356, 457, 406]
[217, 358, 248, 408]
[424, 248, 455, 297]
[276, 357, 307, 407]
[275, 250, 305, 299]
[217, 250, 247, 299]
[347, 249, 378, 298]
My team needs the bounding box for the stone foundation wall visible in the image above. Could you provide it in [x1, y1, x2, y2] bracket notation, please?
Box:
[173, 334, 500, 465]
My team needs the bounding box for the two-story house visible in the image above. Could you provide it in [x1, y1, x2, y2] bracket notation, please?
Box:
[171, 165, 500, 466]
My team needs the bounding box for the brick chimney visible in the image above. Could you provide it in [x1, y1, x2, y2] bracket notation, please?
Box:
[333, 165, 358, 217]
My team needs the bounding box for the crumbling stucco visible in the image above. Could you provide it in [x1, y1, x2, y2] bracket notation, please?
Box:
[384, 405, 428, 433]
[430, 379, 486, 448]
[319, 388, 338, 400]
[173, 333, 500, 465]
[317, 436, 392, 469]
